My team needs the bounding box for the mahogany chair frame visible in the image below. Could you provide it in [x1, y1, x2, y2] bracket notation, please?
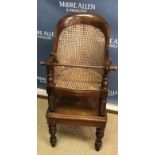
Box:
[40, 13, 117, 151]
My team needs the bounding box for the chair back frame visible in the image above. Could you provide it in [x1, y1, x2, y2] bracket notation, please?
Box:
[53, 13, 110, 67]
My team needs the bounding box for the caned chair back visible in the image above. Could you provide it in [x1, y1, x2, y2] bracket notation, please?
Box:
[53, 14, 110, 90]
[57, 24, 105, 66]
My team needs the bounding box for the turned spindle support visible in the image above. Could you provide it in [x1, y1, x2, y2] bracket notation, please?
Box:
[99, 69, 108, 116]
[46, 64, 56, 112]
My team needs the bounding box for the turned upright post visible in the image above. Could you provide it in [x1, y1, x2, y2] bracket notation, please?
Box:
[95, 69, 109, 151]
[42, 55, 57, 147]
[46, 61, 56, 112]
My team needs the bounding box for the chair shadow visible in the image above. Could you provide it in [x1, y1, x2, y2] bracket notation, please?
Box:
[58, 124, 95, 141]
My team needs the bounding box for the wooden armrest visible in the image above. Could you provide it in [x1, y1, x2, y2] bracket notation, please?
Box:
[52, 63, 105, 69]
[40, 54, 57, 66]
[52, 63, 118, 71]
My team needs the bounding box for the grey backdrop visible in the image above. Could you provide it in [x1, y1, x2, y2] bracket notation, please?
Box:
[37, 0, 118, 105]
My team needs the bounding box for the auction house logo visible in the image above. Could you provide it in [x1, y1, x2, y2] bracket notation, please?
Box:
[37, 30, 54, 40]
[109, 38, 118, 49]
[37, 76, 47, 84]
[108, 89, 118, 97]
[59, 1, 95, 13]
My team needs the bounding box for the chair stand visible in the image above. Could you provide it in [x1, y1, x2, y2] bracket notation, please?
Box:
[46, 107, 107, 151]
[40, 13, 118, 152]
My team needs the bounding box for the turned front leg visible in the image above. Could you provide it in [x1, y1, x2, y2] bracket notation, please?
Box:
[49, 124, 57, 147]
[95, 124, 106, 151]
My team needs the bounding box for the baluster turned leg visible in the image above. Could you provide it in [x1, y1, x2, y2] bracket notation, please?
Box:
[95, 71, 108, 151]
[95, 124, 106, 151]
[49, 124, 57, 147]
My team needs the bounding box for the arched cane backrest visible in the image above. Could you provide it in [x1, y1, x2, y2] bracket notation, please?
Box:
[53, 13, 110, 90]
[57, 24, 105, 66]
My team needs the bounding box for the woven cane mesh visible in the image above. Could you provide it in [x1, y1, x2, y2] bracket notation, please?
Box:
[54, 24, 106, 90]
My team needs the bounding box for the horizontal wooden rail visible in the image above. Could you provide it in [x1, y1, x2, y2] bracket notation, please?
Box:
[52, 63, 118, 71]
[52, 63, 104, 69]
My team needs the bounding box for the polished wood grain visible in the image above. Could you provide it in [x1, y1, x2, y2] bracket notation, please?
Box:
[40, 13, 117, 151]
